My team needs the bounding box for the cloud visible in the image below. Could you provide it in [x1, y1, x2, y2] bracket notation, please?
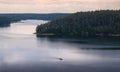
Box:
[0, 0, 119, 5]
[0, 0, 119, 13]
[0, 0, 36, 4]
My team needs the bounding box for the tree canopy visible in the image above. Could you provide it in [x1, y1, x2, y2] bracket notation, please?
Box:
[36, 10, 120, 38]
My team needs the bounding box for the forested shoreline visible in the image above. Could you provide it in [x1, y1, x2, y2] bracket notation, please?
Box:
[36, 10, 120, 38]
[0, 13, 70, 27]
[0, 13, 70, 20]
[0, 17, 20, 27]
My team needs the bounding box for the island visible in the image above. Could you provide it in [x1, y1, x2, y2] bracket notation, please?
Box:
[36, 10, 120, 38]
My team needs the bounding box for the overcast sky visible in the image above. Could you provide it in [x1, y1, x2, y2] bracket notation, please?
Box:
[0, 0, 119, 13]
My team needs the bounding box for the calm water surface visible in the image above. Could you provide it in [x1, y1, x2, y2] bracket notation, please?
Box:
[0, 20, 120, 72]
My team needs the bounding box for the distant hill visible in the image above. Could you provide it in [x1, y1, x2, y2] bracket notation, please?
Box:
[0, 13, 70, 27]
[0, 13, 70, 20]
[36, 10, 120, 38]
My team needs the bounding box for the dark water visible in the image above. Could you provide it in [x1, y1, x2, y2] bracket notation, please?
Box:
[0, 20, 120, 72]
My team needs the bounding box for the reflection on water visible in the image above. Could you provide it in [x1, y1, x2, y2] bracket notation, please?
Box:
[0, 20, 120, 72]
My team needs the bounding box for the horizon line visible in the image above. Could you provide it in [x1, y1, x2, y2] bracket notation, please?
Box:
[0, 9, 119, 14]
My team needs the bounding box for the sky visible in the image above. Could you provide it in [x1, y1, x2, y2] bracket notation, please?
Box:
[0, 0, 119, 13]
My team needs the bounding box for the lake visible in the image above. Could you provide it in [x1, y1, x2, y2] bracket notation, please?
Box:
[0, 20, 120, 72]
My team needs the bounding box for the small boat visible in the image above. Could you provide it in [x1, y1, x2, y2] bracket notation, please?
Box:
[58, 58, 63, 60]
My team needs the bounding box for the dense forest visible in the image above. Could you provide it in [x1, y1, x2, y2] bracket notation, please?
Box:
[36, 10, 120, 38]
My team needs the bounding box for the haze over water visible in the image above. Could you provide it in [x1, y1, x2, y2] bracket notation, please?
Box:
[0, 20, 120, 72]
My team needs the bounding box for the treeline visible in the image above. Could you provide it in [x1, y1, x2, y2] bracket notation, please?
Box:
[36, 10, 120, 38]
[0, 13, 70, 20]
[0, 17, 10, 27]
[0, 13, 70, 27]
[0, 17, 21, 27]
